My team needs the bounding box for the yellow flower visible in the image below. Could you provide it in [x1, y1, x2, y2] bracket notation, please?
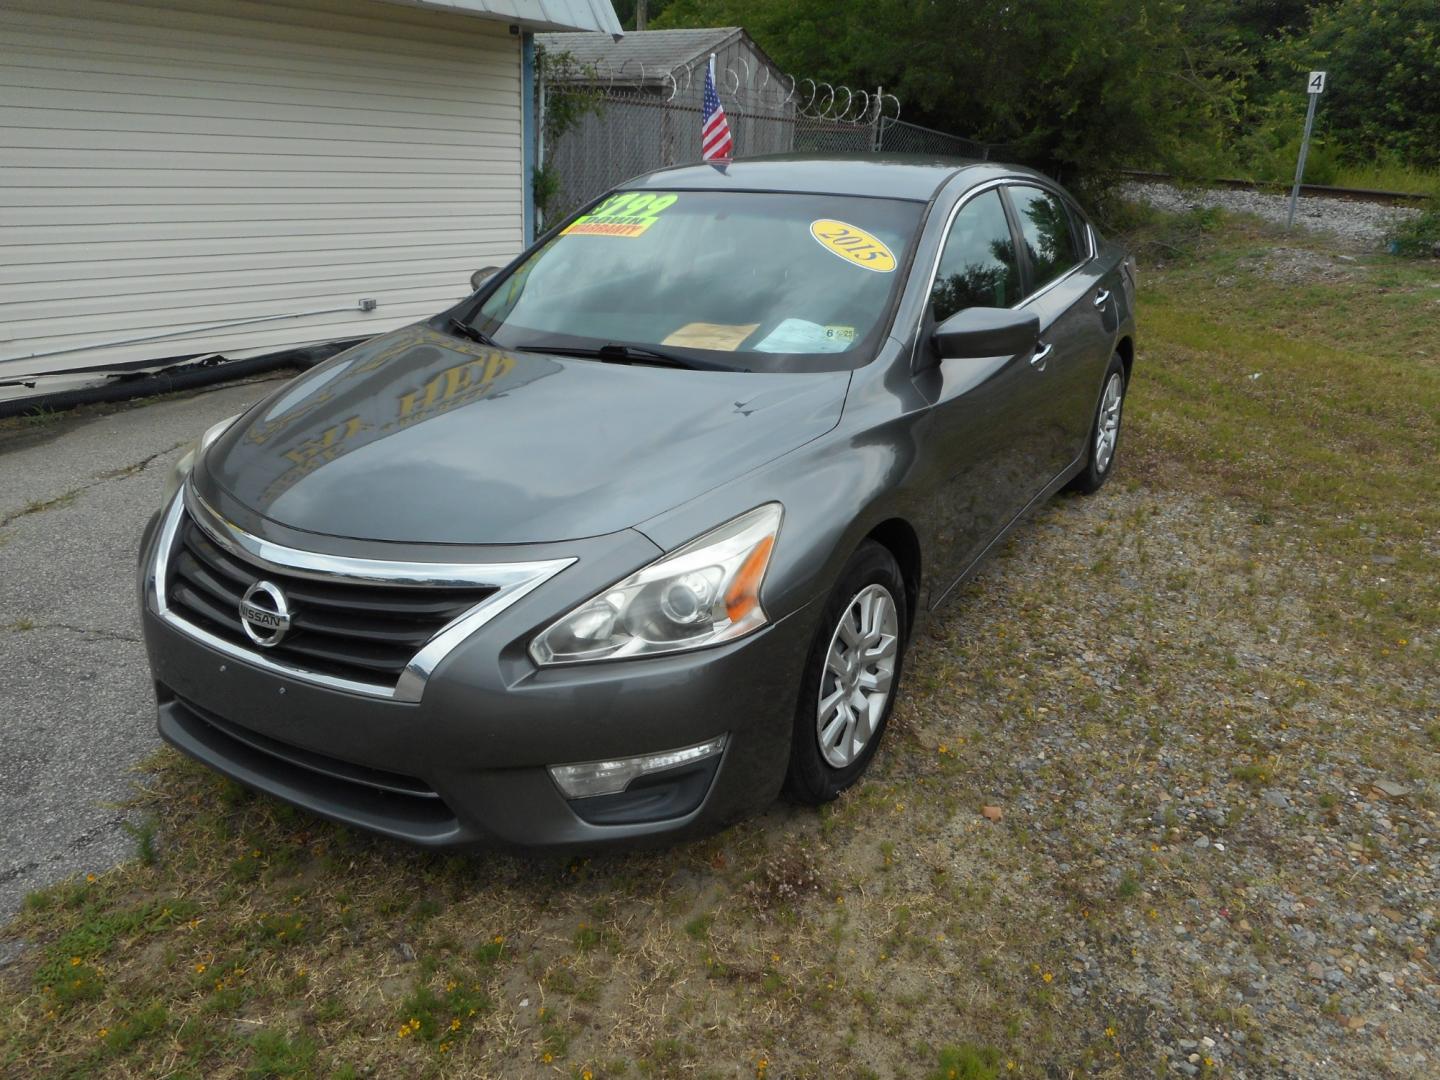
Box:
[97, 1027, 109, 1038]
[542, 1051, 554, 1063]
[492, 934, 505, 944]
[251, 848, 262, 858]
[771, 953, 781, 965]
[583, 1071, 594, 1080]
[450, 1018, 461, 1031]
[538, 1006, 547, 1019]
[1041, 971, 1053, 983]
[1204, 1059, 1213, 1068]
[70, 957, 82, 967]
[446, 980, 458, 992]
[938, 744, 949, 755]
[439, 1041, 451, 1053]
[86, 874, 96, 884]
[1006, 1063, 1016, 1073]
[1105, 1026, 1116, 1038]
[195, 962, 206, 974]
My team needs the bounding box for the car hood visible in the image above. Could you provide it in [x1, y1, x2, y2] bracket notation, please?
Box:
[198, 323, 850, 545]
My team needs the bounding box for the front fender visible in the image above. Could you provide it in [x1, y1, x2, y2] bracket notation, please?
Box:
[636, 353, 938, 629]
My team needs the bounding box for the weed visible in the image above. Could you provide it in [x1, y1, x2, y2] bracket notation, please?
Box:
[246, 1029, 317, 1078]
[124, 817, 160, 866]
[1387, 208, 1440, 258]
[927, 1042, 1003, 1080]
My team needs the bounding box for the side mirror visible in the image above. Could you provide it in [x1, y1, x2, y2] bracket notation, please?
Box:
[469, 266, 501, 291]
[931, 307, 1039, 360]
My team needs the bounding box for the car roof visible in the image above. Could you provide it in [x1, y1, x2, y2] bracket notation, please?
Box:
[623, 154, 1056, 202]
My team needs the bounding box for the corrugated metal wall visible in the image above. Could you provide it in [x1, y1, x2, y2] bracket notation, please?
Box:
[0, 0, 525, 386]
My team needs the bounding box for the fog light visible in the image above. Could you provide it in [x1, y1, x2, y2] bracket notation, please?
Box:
[548, 735, 727, 799]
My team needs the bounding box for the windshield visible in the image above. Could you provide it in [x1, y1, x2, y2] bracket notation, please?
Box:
[469, 190, 924, 372]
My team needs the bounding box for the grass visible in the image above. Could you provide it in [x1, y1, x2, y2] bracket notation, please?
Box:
[1, 208, 1436, 1078]
[1331, 161, 1440, 199]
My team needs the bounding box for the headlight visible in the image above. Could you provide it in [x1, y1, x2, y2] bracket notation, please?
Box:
[530, 503, 782, 665]
[160, 413, 240, 508]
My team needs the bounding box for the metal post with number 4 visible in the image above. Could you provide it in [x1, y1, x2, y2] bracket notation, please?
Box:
[1287, 71, 1327, 229]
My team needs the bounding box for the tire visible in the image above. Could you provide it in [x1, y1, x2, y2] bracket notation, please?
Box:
[1068, 352, 1127, 495]
[785, 540, 908, 804]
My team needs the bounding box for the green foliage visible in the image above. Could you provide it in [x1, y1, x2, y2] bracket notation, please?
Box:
[1387, 209, 1440, 258]
[642, 0, 1436, 181]
[927, 1042, 1003, 1080]
[1274, 0, 1440, 168]
[534, 47, 606, 226]
[654, 0, 1244, 182]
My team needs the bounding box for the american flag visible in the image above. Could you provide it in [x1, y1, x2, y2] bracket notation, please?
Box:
[701, 54, 733, 161]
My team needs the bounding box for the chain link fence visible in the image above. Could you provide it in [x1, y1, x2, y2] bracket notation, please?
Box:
[876, 117, 992, 159]
[538, 82, 999, 232]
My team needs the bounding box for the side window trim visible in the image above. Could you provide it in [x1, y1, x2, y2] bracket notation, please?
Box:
[915, 179, 1091, 324]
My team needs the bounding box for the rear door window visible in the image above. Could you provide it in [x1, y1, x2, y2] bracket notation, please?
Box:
[1007, 184, 1084, 293]
[930, 189, 1022, 322]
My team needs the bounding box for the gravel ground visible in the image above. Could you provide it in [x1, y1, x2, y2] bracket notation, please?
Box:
[904, 483, 1439, 1077]
[1123, 181, 1423, 250]
[0, 376, 291, 921]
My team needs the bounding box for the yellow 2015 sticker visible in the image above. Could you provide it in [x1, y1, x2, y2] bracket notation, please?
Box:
[809, 219, 897, 272]
[563, 193, 679, 238]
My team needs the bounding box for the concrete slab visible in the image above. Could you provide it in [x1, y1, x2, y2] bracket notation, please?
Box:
[0, 375, 292, 918]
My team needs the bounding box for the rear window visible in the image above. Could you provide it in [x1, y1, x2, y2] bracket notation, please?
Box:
[473, 190, 924, 372]
[1009, 184, 1084, 292]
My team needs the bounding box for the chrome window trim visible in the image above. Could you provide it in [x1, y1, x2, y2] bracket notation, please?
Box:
[148, 488, 575, 703]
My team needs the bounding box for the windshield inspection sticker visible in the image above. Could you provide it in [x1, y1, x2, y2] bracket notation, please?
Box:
[809, 219, 897, 272]
[563, 193, 679, 238]
[755, 319, 855, 353]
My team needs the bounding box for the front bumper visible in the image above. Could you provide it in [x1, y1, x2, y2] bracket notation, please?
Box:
[138, 511, 816, 851]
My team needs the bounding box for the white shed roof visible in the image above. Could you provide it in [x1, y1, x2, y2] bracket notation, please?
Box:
[375, 0, 623, 37]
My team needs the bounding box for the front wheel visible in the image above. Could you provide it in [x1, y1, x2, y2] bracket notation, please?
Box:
[785, 541, 908, 804]
[1068, 352, 1127, 495]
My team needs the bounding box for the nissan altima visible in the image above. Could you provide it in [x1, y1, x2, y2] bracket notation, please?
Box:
[139, 156, 1137, 849]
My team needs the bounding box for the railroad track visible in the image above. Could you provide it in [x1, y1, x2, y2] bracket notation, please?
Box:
[1120, 170, 1433, 207]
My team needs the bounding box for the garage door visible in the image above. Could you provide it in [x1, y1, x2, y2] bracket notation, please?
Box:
[0, 0, 524, 387]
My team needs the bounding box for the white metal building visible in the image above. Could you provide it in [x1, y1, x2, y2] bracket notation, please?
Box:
[0, 0, 620, 403]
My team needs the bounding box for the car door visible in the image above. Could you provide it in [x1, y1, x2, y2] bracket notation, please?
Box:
[912, 185, 1048, 605]
[1004, 183, 1115, 479]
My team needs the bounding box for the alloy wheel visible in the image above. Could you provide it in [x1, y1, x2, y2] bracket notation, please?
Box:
[816, 583, 899, 768]
[1095, 371, 1124, 473]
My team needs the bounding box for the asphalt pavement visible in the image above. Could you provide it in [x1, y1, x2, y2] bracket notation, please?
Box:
[0, 375, 292, 919]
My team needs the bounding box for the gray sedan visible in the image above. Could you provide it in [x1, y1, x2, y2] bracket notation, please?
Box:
[138, 155, 1136, 848]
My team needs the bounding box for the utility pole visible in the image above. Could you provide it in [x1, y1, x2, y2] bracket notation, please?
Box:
[636, 0, 647, 31]
[1287, 70, 1327, 229]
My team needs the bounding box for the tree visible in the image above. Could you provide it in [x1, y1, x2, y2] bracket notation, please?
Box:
[1276, 0, 1440, 167]
[655, 0, 1246, 182]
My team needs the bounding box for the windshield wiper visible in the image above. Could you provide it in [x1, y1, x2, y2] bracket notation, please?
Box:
[445, 317, 498, 347]
[512, 342, 698, 369]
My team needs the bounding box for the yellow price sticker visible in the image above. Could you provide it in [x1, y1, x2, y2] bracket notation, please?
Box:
[809, 219, 897, 272]
[563, 193, 679, 238]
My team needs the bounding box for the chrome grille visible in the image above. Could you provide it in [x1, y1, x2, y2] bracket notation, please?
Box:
[166, 512, 495, 687]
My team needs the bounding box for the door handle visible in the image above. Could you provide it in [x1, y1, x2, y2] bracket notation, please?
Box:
[1093, 288, 1111, 308]
[1030, 341, 1054, 370]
